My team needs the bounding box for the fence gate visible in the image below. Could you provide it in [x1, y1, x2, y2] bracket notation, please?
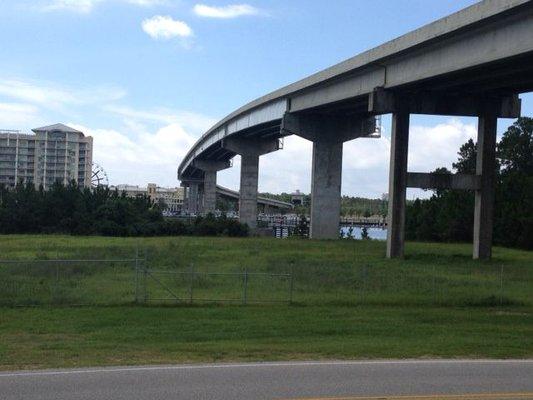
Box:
[136, 264, 293, 305]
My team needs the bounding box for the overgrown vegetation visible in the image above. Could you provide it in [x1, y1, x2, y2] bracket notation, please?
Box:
[406, 117, 533, 250]
[0, 235, 531, 369]
[0, 235, 531, 307]
[0, 184, 248, 237]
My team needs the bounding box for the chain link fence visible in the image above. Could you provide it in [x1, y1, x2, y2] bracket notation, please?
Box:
[0, 255, 530, 307]
[0, 256, 293, 306]
[138, 266, 292, 305]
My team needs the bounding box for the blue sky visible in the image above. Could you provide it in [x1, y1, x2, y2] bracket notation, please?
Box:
[0, 0, 531, 197]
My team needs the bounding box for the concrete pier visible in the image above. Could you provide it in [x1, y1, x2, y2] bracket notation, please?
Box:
[203, 170, 217, 213]
[473, 110, 497, 259]
[193, 160, 231, 214]
[239, 153, 260, 229]
[386, 111, 410, 258]
[222, 137, 279, 229]
[310, 140, 343, 239]
[281, 112, 376, 239]
[188, 182, 199, 215]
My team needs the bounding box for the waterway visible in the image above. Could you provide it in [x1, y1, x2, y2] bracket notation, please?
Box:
[340, 226, 387, 240]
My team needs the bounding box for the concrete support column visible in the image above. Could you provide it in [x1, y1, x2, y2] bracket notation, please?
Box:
[239, 153, 260, 229]
[192, 160, 230, 215]
[188, 183, 199, 215]
[222, 136, 280, 230]
[181, 187, 189, 214]
[281, 112, 376, 240]
[473, 111, 497, 260]
[203, 170, 217, 214]
[197, 186, 204, 214]
[310, 140, 343, 239]
[386, 111, 410, 258]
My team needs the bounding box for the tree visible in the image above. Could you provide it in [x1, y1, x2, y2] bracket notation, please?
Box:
[494, 117, 533, 249]
[405, 117, 533, 250]
[453, 138, 477, 173]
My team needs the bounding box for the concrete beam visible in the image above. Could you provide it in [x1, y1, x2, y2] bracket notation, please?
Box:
[473, 108, 498, 260]
[222, 136, 280, 157]
[281, 112, 376, 143]
[407, 172, 481, 191]
[369, 88, 521, 118]
[192, 159, 231, 172]
[386, 111, 410, 259]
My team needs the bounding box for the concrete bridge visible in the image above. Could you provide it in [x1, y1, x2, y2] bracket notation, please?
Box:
[178, 0, 533, 259]
[340, 216, 387, 228]
[216, 185, 293, 214]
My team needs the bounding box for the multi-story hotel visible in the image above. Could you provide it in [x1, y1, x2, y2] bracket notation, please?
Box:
[110, 183, 185, 215]
[0, 123, 93, 189]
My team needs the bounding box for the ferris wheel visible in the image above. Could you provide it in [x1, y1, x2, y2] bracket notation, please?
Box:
[91, 162, 109, 187]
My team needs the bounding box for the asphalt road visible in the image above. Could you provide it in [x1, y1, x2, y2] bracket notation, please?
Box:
[1, 360, 532, 400]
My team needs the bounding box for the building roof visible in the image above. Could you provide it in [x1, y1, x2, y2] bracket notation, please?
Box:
[32, 123, 83, 135]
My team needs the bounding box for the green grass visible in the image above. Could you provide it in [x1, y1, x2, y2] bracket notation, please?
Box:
[0, 235, 531, 370]
[0, 235, 532, 307]
[0, 305, 531, 370]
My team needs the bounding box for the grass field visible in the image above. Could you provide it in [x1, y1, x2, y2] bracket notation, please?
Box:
[0, 235, 532, 370]
[1, 235, 532, 307]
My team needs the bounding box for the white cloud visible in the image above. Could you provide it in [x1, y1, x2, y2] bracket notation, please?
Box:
[142, 15, 193, 40]
[125, 0, 167, 6]
[40, 0, 166, 13]
[193, 4, 260, 18]
[0, 103, 41, 128]
[71, 122, 199, 186]
[41, 0, 104, 13]
[0, 78, 125, 111]
[106, 105, 217, 135]
[408, 119, 477, 172]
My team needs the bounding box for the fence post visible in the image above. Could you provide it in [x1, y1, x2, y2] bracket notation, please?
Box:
[53, 262, 60, 304]
[134, 247, 139, 304]
[432, 264, 436, 305]
[362, 264, 368, 304]
[289, 265, 294, 305]
[143, 254, 148, 304]
[500, 264, 504, 307]
[242, 268, 248, 305]
[189, 263, 194, 305]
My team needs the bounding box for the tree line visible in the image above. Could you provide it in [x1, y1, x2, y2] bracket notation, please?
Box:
[0, 183, 248, 237]
[259, 192, 387, 217]
[405, 117, 533, 250]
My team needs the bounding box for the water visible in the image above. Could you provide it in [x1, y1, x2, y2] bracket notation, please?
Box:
[340, 226, 387, 240]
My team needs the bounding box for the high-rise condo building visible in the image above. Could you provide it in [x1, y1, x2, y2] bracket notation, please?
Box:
[0, 123, 93, 189]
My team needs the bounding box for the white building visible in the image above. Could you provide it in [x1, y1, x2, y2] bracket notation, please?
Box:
[0, 123, 93, 189]
[111, 183, 185, 215]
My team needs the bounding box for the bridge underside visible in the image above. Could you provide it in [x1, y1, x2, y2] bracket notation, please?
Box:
[178, 0, 533, 259]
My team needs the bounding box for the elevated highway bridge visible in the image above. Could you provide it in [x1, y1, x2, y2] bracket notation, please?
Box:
[178, 0, 533, 259]
[216, 185, 293, 213]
